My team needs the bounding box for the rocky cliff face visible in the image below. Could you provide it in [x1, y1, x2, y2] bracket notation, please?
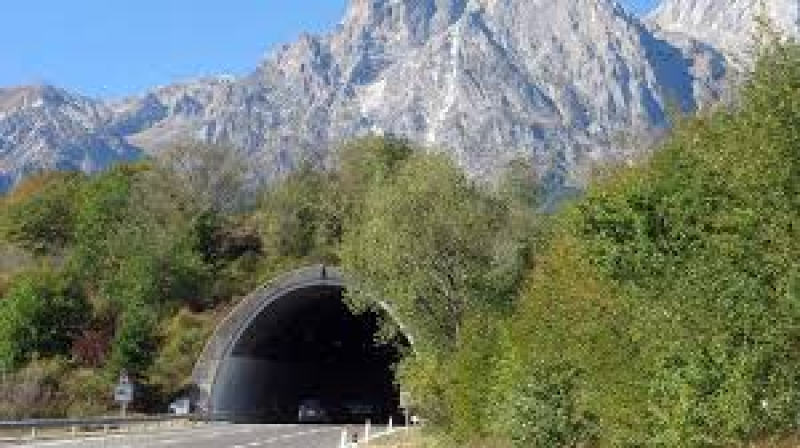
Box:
[0, 0, 771, 191]
[649, 0, 799, 62]
[0, 86, 141, 190]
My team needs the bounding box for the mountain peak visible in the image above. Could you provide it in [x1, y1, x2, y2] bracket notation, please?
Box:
[649, 0, 800, 59]
[342, 0, 468, 46]
[0, 85, 104, 118]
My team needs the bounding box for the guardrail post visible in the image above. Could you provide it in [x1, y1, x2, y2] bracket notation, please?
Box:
[30, 426, 37, 440]
[71, 425, 78, 437]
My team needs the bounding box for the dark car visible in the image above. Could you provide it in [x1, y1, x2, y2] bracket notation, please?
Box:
[343, 401, 375, 419]
[297, 399, 328, 423]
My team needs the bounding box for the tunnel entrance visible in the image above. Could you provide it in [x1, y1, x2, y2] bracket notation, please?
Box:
[207, 282, 405, 423]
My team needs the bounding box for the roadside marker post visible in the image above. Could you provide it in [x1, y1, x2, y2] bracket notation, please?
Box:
[400, 391, 411, 432]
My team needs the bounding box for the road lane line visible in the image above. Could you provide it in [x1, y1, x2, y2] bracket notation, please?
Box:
[13, 423, 256, 447]
[10, 424, 326, 448]
[255, 426, 340, 446]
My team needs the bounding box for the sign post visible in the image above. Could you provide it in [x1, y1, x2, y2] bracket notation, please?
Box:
[114, 371, 134, 418]
[399, 391, 411, 431]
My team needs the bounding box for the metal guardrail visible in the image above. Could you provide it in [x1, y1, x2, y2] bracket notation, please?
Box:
[0, 413, 224, 441]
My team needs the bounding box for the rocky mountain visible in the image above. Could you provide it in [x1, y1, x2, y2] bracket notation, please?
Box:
[1, 0, 792, 191]
[0, 86, 141, 190]
[649, 0, 799, 63]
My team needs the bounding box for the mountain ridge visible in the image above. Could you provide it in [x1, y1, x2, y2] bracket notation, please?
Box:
[649, 0, 799, 62]
[0, 0, 792, 191]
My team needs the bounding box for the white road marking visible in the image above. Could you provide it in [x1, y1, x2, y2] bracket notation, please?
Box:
[10, 423, 334, 448]
[247, 427, 340, 446]
[13, 424, 255, 447]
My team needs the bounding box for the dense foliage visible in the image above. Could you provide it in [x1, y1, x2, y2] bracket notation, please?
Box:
[338, 41, 800, 446]
[0, 271, 88, 370]
[0, 151, 263, 413]
[494, 42, 798, 446]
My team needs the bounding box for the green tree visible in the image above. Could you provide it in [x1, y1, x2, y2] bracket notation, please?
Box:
[70, 165, 140, 278]
[255, 136, 415, 266]
[148, 310, 214, 398]
[0, 271, 88, 370]
[0, 172, 84, 255]
[257, 161, 338, 262]
[108, 303, 158, 378]
[340, 153, 512, 351]
[68, 163, 212, 312]
[333, 135, 415, 227]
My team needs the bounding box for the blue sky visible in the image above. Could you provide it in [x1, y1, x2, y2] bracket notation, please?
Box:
[0, 1, 659, 98]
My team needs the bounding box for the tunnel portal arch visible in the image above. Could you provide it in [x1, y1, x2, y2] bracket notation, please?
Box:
[191, 265, 407, 422]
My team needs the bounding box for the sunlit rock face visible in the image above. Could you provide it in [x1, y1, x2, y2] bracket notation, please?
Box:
[2, 0, 765, 191]
[649, 0, 799, 63]
[0, 85, 141, 190]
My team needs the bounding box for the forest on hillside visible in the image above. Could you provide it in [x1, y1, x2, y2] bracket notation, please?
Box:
[0, 40, 797, 447]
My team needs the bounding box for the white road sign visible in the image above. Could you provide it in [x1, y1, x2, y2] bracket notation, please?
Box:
[114, 383, 134, 403]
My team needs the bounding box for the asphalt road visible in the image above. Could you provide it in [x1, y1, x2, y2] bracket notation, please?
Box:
[3, 424, 352, 448]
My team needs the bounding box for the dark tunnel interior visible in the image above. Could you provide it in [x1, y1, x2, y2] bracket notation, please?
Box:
[223, 285, 405, 423]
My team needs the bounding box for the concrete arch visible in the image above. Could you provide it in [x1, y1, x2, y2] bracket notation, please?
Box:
[191, 265, 407, 421]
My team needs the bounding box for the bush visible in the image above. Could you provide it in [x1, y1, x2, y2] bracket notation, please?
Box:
[0, 358, 69, 419]
[647, 341, 800, 445]
[396, 352, 454, 429]
[0, 271, 88, 370]
[108, 304, 158, 379]
[0, 172, 83, 255]
[61, 368, 114, 417]
[500, 365, 597, 448]
[149, 310, 214, 398]
[257, 161, 341, 262]
[446, 317, 503, 442]
[70, 165, 139, 277]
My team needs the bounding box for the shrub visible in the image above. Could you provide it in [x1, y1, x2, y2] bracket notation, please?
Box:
[0, 271, 88, 370]
[108, 304, 158, 379]
[500, 365, 597, 448]
[0, 358, 69, 419]
[149, 309, 214, 397]
[0, 172, 83, 255]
